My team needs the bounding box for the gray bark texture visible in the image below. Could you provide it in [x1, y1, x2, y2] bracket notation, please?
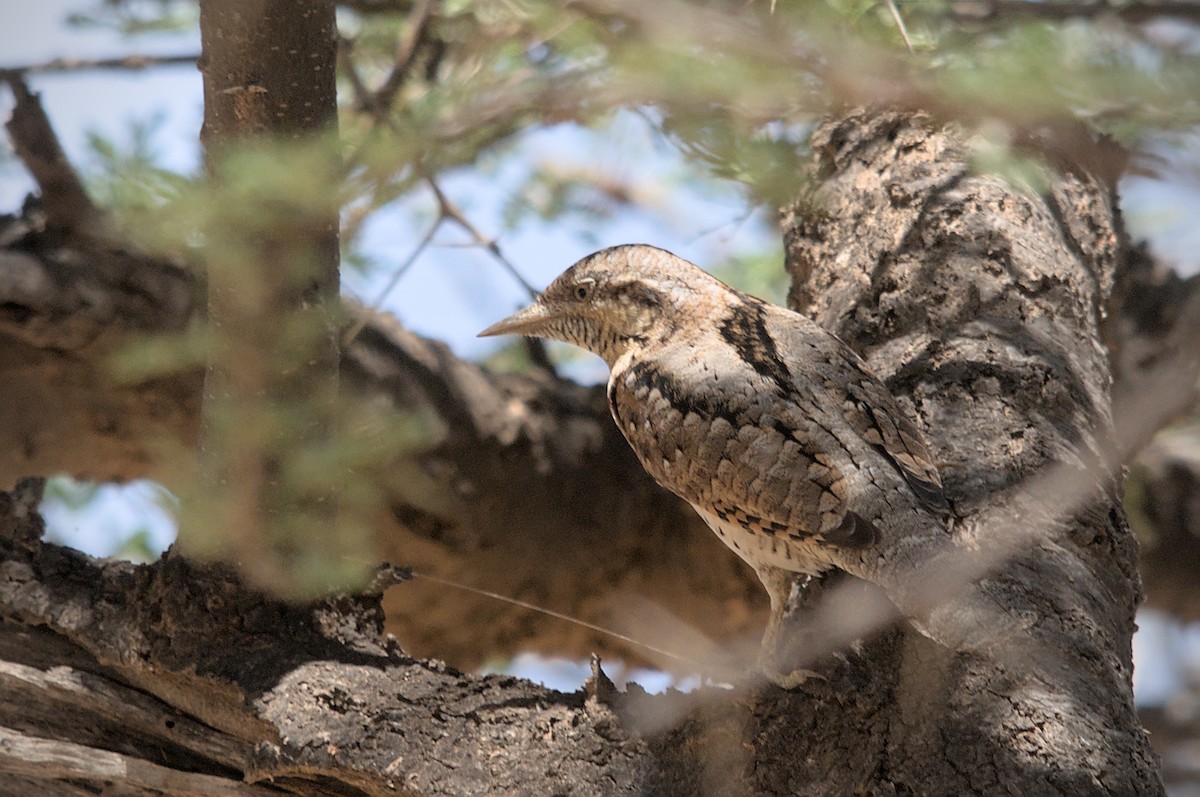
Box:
[0, 102, 1180, 793]
[781, 110, 1162, 793]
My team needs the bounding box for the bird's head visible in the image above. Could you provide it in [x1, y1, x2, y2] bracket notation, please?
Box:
[479, 244, 712, 366]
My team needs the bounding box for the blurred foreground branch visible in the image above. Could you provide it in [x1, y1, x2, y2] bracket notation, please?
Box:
[951, 0, 1200, 25]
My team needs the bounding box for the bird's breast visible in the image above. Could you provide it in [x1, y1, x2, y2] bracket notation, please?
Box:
[608, 354, 747, 502]
[692, 506, 839, 576]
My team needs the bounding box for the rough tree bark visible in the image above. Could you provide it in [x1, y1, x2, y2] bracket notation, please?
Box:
[780, 110, 1160, 792]
[0, 104, 1172, 793]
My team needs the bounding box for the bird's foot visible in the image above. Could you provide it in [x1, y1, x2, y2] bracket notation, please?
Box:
[757, 638, 828, 689]
[759, 659, 826, 690]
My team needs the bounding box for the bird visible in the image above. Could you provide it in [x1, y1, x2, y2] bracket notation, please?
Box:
[479, 244, 952, 685]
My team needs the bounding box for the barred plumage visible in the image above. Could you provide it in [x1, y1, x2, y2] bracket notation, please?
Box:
[480, 244, 950, 684]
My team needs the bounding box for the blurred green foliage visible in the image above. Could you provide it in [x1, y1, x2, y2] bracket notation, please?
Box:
[85, 115, 191, 216]
[43, 475, 102, 510]
[67, 0, 197, 35]
[113, 527, 160, 563]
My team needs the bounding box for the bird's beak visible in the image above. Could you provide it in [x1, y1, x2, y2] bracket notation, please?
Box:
[478, 301, 554, 338]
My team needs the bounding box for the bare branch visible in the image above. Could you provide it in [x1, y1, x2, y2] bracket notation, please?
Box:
[371, 0, 439, 113]
[341, 214, 442, 347]
[422, 171, 537, 297]
[0, 53, 198, 76]
[1, 75, 104, 236]
[336, 34, 374, 111]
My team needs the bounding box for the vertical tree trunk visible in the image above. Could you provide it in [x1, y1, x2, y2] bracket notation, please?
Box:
[194, 0, 343, 590]
[766, 110, 1161, 794]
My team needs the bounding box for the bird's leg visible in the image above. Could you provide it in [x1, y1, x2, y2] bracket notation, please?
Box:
[755, 566, 825, 688]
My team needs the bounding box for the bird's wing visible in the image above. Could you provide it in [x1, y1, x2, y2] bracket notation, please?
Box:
[609, 348, 878, 550]
[702, 421, 882, 550]
[609, 296, 946, 553]
[757, 302, 948, 514]
[837, 360, 948, 511]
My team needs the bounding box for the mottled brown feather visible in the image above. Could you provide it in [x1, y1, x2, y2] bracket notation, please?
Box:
[482, 244, 946, 588]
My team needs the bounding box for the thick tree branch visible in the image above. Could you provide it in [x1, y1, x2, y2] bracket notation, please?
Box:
[778, 109, 1160, 792]
[0, 479, 696, 796]
[2, 76, 104, 236]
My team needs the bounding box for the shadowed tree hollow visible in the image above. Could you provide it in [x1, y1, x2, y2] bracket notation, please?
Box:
[4, 0, 1200, 794]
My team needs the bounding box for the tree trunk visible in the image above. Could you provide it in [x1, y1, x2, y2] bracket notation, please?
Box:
[0, 107, 1167, 794]
[777, 109, 1160, 793]
[192, 0, 344, 592]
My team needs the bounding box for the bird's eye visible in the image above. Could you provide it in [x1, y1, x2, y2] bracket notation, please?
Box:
[574, 281, 594, 300]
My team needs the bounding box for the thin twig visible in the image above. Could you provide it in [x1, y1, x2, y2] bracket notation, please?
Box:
[407, 569, 704, 670]
[372, 0, 439, 114]
[370, 218, 444, 308]
[337, 35, 374, 111]
[885, 0, 915, 53]
[417, 170, 557, 369]
[342, 216, 443, 347]
[0, 53, 198, 77]
[420, 168, 539, 298]
[341, 10, 550, 367]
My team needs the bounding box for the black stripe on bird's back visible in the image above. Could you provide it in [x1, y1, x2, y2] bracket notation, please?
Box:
[719, 298, 795, 398]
